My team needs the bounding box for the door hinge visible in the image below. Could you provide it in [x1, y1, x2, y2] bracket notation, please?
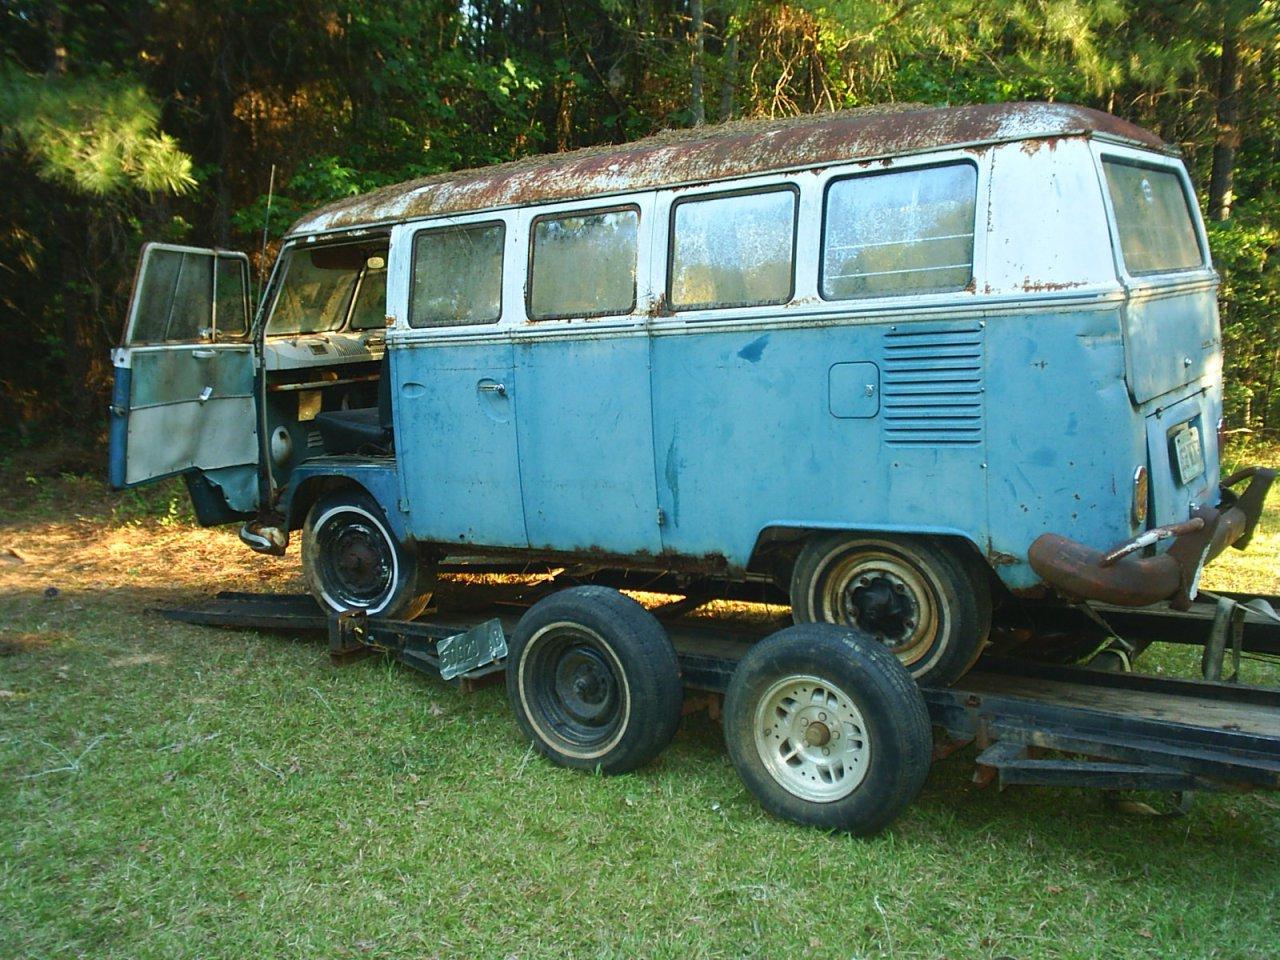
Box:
[656, 508, 667, 527]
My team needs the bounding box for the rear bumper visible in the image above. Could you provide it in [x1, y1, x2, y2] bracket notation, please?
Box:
[1028, 467, 1275, 610]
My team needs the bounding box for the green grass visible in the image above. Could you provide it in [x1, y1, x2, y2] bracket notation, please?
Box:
[2, 447, 1279, 959]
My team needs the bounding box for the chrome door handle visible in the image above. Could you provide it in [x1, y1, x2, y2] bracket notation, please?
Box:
[198, 386, 213, 403]
[478, 382, 507, 397]
[192, 348, 217, 359]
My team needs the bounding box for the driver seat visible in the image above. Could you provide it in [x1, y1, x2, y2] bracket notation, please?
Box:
[313, 356, 393, 454]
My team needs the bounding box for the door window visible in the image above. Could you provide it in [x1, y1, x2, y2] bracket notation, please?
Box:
[409, 223, 504, 327]
[528, 208, 638, 320]
[821, 163, 977, 300]
[669, 187, 796, 311]
[125, 245, 249, 344]
[214, 255, 249, 338]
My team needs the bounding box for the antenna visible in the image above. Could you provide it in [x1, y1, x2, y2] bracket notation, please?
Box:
[257, 162, 277, 306]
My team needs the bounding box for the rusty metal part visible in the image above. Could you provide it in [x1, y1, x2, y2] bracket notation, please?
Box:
[239, 518, 288, 556]
[1028, 468, 1274, 610]
[1099, 517, 1205, 567]
[1028, 533, 1182, 607]
[288, 102, 1168, 236]
[1221, 466, 1276, 549]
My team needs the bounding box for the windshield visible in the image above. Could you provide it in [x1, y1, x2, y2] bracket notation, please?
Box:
[348, 264, 388, 330]
[266, 244, 385, 336]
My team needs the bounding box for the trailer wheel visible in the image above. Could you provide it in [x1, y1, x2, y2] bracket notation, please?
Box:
[724, 623, 932, 835]
[302, 490, 435, 620]
[790, 533, 989, 686]
[507, 586, 682, 774]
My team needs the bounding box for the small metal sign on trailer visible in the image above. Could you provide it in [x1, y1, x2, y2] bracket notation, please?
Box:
[163, 585, 1280, 835]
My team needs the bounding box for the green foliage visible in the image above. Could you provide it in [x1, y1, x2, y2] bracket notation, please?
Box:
[1208, 214, 1280, 427]
[0, 66, 196, 196]
[2, 0, 1280, 433]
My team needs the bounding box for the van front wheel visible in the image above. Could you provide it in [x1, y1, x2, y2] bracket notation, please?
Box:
[302, 490, 435, 620]
[789, 533, 989, 686]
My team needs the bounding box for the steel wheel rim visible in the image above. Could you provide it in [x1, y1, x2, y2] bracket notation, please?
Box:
[753, 674, 871, 802]
[518, 622, 631, 760]
[818, 549, 940, 666]
[314, 506, 396, 611]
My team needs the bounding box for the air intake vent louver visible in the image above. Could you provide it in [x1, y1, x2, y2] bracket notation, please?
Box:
[882, 322, 984, 445]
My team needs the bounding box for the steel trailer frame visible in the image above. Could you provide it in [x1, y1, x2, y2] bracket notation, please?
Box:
[162, 590, 1280, 800]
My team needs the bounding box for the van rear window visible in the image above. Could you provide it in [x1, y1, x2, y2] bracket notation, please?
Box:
[1103, 160, 1203, 275]
[821, 163, 976, 300]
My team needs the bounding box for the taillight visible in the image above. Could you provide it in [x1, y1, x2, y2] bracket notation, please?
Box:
[1132, 466, 1149, 526]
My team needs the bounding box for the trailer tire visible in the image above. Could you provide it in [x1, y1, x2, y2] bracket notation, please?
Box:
[302, 490, 435, 620]
[724, 623, 932, 835]
[790, 533, 989, 686]
[506, 586, 682, 774]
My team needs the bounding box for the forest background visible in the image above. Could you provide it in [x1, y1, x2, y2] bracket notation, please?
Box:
[2, 0, 1277, 439]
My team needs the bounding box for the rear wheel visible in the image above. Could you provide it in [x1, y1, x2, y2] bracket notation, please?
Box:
[790, 533, 989, 686]
[723, 623, 932, 835]
[301, 490, 435, 620]
[506, 586, 682, 774]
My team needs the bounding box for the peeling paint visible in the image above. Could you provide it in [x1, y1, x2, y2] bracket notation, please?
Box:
[1022, 277, 1088, 293]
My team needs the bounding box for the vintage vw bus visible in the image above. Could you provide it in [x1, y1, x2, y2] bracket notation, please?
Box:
[110, 102, 1273, 692]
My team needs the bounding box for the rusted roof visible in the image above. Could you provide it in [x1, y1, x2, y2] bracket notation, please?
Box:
[288, 101, 1168, 236]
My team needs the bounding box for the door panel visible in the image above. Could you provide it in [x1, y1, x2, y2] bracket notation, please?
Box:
[514, 335, 665, 555]
[394, 341, 528, 548]
[514, 334, 662, 555]
[109, 243, 258, 493]
[122, 348, 256, 485]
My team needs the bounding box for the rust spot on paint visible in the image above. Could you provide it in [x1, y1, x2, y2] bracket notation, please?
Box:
[289, 103, 1169, 235]
[1021, 277, 1088, 293]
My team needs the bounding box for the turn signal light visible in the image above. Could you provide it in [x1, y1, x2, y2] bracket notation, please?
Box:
[1132, 465, 1149, 527]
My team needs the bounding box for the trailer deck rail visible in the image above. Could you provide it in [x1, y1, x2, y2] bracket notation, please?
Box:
[161, 590, 1280, 801]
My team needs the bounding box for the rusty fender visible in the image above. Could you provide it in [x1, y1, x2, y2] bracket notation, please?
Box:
[1028, 467, 1275, 610]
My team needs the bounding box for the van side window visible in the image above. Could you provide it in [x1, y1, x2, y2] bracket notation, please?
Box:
[410, 222, 504, 328]
[821, 163, 976, 300]
[669, 187, 796, 310]
[1102, 160, 1203, 275]
[529, 208, 638, 320]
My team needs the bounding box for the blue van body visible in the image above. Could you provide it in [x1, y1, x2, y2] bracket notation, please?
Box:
[110, 102, 1268, 627]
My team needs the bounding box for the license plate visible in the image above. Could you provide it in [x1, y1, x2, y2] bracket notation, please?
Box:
[1172, 422, 1204, 485]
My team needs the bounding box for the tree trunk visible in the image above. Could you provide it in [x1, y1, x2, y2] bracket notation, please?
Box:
[1208, 17, 1242, 221]
[45, 0, 67, 76]
[690, 0, 706, 125]
[719, 32, 737, 120]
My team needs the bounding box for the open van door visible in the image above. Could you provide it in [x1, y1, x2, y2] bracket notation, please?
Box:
[108, 243, 259, 503]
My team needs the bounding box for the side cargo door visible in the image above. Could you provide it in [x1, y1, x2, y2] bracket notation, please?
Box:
[108, 243, 258, 502]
